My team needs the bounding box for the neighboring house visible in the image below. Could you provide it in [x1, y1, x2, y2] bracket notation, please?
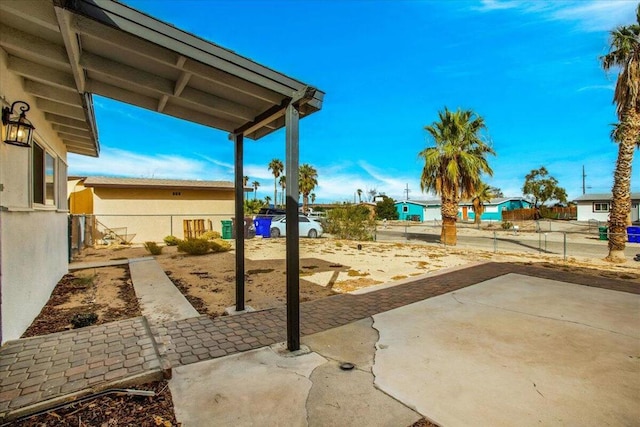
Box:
[395, 197, 531, 222]
[460, 197, 532, 222]
[574, 193, 640, 223]
[0, 0, 323, 343]
[69, 177, 252, 243]
[395, 200, 441, 222]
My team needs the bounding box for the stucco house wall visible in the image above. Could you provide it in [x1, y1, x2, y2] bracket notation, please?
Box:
[465, 198, 532, 222]
[0, 50, 71, 342]
[574, 193, 640, 223]
[72, 178, 239, 242]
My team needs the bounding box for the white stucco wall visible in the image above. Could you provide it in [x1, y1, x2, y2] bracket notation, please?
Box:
[1, 212, 68, 342]
[1, 48, 70, 343]
[423, 207, 442, 221]
[576, 203, 609, 222]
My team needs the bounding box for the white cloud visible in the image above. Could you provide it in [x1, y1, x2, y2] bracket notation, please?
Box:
[474, 0, 636, 33]
[577, 84, 615, 92]
[68, 148, 231, 180]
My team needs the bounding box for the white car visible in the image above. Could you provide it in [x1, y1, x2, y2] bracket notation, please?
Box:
[269, 215, 323, 238]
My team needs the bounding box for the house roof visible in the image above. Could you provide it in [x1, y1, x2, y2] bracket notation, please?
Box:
[395, 199, 441, 207]
[459, 197, 530, 206]
[398, 197, 529, 207]
[0, 0, 323, 157]
[574, 193, 640, 202]
[82, 176, 251, 191]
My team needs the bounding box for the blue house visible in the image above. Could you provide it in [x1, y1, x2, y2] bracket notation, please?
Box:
[394, 200, 441, 221]
[460, 197, 532, 222]
[395, 197, 531, 222]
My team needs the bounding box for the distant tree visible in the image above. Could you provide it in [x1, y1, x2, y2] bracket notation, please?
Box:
[243, 176, 249, 187]
[420, 107, 495, 245]
[488, 186, 504, 198]
[311, 193, 316, 205]
[279, 175, 286, 207]
[268, 159, 283, 211]
[471, 182, 493, 226]
[367, 188, 377, 202]
[299, 164, 318, 213]
[375, 196, 399, 220]
[356, 188, 363, 203]
[251, 181, 260, 200]
[522, 167, 567, 211]
[264, 195, 271, 206]
[601, 6, 640, 262]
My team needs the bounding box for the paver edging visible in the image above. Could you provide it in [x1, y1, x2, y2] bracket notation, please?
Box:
[0, 369, 163, 424]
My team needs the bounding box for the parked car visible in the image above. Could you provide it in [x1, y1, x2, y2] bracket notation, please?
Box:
[270, 215, 323, 238]
[254, 207, 286, 219]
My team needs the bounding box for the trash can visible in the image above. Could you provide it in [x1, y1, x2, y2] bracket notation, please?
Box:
[598, 226, 608, 241]
[627, 226, 640, 243]
[254, 217, 272, 238]
[221, 220, 232, 239]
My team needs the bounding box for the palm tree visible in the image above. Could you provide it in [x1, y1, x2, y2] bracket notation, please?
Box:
[264, 195, 271, 207]
[356, 189, 363, 204]
[299, 164, 318, 213]
[268, 159, 283, 211]
[279, 175, 286, 207]
[471, 182, 494, 227]
[419, 107, 495, 245]
[243, 176, 249, 187]
[601, 6, 640, 263]
[310, 193, 316, 205]
[251, 180, 260, 200]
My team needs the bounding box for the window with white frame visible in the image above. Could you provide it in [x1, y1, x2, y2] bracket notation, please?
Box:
[593, 202, 609, 213]
[402, 205, 408, 213]
[32, 142, 56, 206]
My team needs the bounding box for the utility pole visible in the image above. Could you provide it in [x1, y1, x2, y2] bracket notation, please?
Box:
[404, 183, 410, 200]
[582, 165, 586, 195]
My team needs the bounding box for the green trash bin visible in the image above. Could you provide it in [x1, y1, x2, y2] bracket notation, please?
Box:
[221, 220, 233, 239]
[598, 226, 608, 241]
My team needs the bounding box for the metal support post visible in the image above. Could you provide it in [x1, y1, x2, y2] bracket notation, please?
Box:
[233, 133, 245, 312]
[563, 232, 567, 261]
[285, 103, 300, 351]
[493, 231, 497, 253]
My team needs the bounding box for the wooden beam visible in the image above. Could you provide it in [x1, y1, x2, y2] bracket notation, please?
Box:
[7, 56, 75, 90]
[36, 99, 85, 120]
[44, 112, 89, 130]
[0, 25, 69, 66]
[24, 80, 82, 106]
[51, 124, 92, 137]
[85, 80, 158, 112]
[54, 9, 86, 92]
[0, 0, 60, 33]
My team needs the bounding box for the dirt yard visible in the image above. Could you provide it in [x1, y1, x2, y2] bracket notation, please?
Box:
[17, 233, 640, 426]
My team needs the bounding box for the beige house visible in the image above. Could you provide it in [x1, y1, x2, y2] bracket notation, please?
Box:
[69, 176, 250, 242]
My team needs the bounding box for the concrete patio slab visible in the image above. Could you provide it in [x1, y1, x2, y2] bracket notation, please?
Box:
[373, 273, 640, 427]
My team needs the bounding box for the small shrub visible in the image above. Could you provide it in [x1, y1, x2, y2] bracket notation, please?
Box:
[201, 230, 222, 240]
[144, 241, 163, 255]
[501, 220, 513, 230]
[164, 235, 181, 246]
[209, 238, 232, 253]
[71, 312, 98, 329]
[178, 238, 211, 255]
[326, 205, 376, 240]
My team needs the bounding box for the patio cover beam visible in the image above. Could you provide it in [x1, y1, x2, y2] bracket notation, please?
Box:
[233, 133, 245, 312]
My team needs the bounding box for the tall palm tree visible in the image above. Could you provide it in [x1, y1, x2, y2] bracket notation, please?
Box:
[311, 193, 316, 205]
[601, 6, 640, 263]
[299, 164, 318, 213]
[471, 182, 494, 227]
[279, 175, 286, 207]
[251, 180, 260, 200]
[419, 107, 495, 245]
[268, 159, 283, 211]
[356, 189, 363, 203]
[264, 195, 271, 206]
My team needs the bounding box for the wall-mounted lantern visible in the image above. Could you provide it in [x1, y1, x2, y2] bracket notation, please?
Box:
[2, 101, 35, 147]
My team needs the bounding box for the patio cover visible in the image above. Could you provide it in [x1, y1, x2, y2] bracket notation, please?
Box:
[0, 0, 324, 350]
[0, 0, 324, 155]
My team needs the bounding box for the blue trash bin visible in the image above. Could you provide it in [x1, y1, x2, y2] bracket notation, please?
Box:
[627, 226, 640, 243]
[254, 217, 272, 238]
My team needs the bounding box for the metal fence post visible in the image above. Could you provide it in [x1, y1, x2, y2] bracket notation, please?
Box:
[493, 231, 497, 253]
[538, 232, 541, 254]
[563, 232, 567, 261]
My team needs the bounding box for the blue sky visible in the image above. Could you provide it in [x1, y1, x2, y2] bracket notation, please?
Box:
[68, 0, 639, 203]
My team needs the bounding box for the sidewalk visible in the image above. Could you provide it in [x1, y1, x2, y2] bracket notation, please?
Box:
[1, 261, 638, 423]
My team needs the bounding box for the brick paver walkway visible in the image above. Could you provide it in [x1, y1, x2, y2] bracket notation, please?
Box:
[1, 262, 637, 421]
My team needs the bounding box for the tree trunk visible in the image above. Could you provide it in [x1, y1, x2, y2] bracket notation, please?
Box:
[606, 108, 639, 263]
[273, 181, 277, 209]
[440, 198, 458, 245]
